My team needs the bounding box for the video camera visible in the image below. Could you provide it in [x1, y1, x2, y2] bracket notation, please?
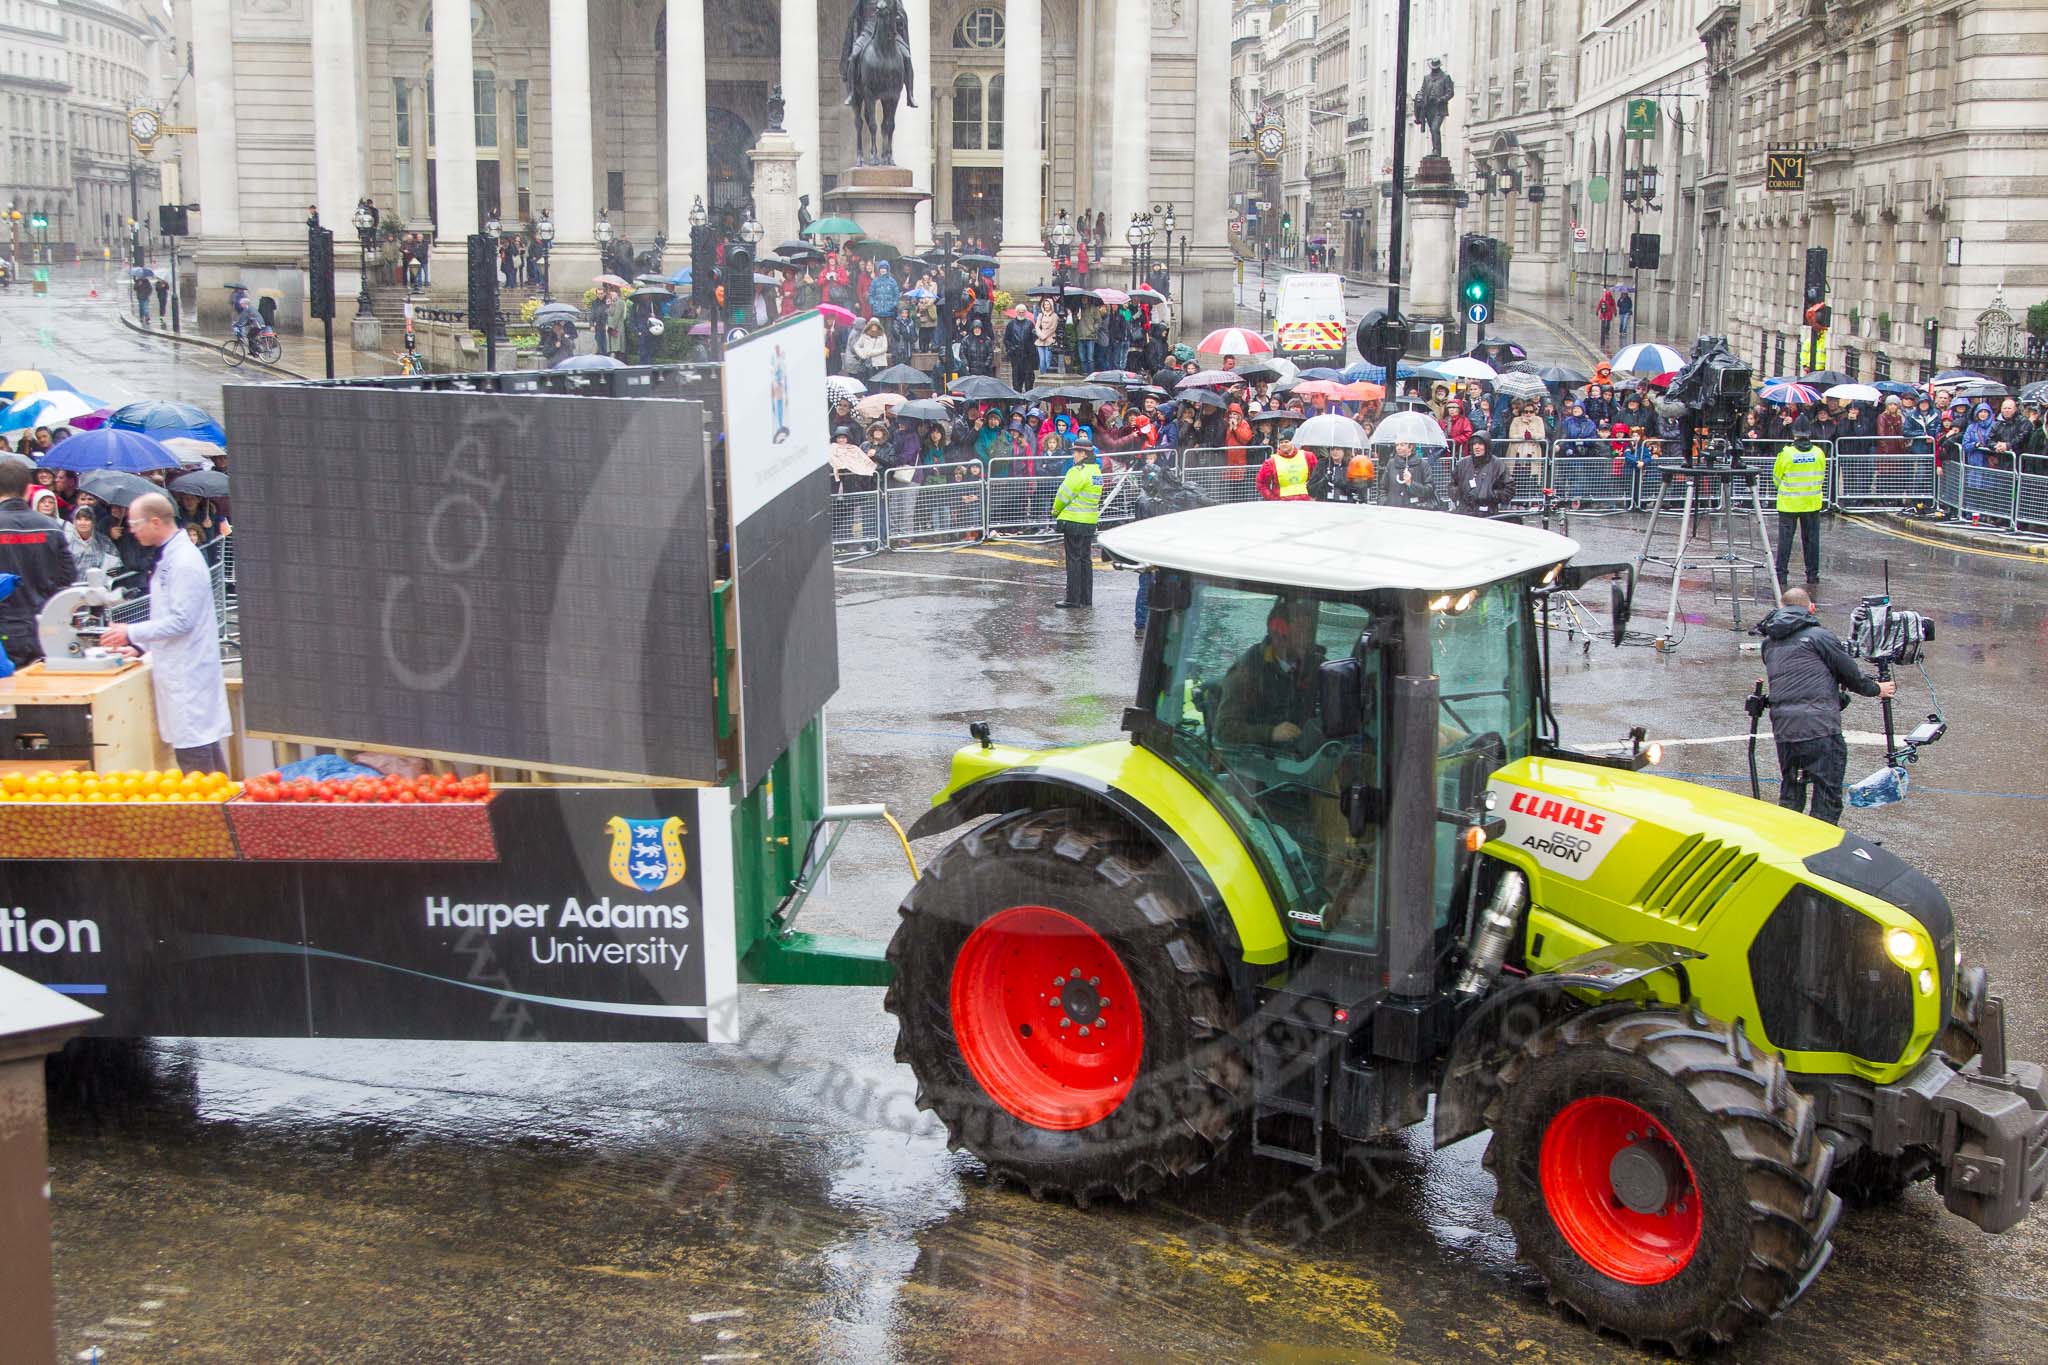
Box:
[1849, 591, 1948, 760]
[1662, 335, 1753, 466]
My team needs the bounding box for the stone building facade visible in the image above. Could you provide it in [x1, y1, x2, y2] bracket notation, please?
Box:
[168, 0, 1236, 330]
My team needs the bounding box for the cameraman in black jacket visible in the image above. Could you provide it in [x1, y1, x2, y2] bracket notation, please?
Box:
[0, 454, 77, 667]
[1755, 586, 1896, 824]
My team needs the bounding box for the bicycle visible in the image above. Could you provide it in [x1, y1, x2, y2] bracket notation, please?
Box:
[224, 325, 282, 368]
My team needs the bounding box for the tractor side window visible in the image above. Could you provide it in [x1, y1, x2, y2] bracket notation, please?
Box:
[1429, 580, 1534, 925]
[1150, 584, 1383, 948]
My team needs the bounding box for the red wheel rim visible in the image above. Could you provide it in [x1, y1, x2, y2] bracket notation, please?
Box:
[1538, 1095, 1702, 1285]
[950, 905, 1144, 1131]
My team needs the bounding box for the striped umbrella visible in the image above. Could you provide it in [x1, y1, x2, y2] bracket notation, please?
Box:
[1610, 342, 1687, 375]
[1495, 372, 1547, 401]
[1760, 381, 1820, 406]
[1197, 327, 1274, 357]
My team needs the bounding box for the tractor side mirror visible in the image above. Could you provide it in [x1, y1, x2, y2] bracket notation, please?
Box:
[1610, 579, 1632, 646]
[1319, 656, 1366, 739]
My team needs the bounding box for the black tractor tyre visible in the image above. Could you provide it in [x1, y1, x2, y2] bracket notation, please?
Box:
[883, 808, 1249, 1205]
[1484, 1003, 1842, 1353]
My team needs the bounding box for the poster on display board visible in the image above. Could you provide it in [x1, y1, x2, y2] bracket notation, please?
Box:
[721, 311, 840, 793]
[0, 787, 739, 1042]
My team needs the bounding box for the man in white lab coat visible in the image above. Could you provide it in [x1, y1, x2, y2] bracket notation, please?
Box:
[100, 493, 233, 773]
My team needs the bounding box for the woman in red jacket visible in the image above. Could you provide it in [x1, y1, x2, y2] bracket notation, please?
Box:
[1443, 400, 1475, 457]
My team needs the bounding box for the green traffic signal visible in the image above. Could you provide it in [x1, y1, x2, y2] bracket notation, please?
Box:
[1463, 278, 1489, 303]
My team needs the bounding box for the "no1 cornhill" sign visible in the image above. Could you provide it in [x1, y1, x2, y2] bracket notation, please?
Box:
[1766, 150, 1808, 192]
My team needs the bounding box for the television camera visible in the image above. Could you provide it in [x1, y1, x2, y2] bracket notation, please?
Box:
[1660, 335, 1754, 467]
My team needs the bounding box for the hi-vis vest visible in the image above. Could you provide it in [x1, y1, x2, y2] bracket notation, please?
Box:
[1273, 451, 1311, 499]
[1772, 442, 1827, 512]
[1054, 461, 1102, 524]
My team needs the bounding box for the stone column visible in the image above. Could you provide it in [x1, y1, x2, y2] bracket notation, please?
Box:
[308, 0, 360, 229]
[781, 0, 821, 205]
[1186, 0, 1232, 331]
[666, 0, 707, 237]
[190, 0, 239, 237]
[547, 0, 598, 288]
[934, 87, 954, 226]
[429, 0, 478, 285]
[1106, 0, 1150, 274]
[902, 0, 933, 245]
[996, 0, 1042, 288]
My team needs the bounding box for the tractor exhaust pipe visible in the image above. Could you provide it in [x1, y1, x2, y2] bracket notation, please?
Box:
[1454, 869, 1529, 1002]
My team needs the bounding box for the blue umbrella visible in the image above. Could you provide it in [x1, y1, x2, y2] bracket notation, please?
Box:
[37, 427, 182, 473]
[1760, 381, 1820, 406]
[1298, 367, 1347, 381]
[106, 400, 227, 446]
[552, 354, 625, 370]
[1342, 360, 1425, 383]
[1873, 380, 1921, 398]
[668, 266, 693, 285]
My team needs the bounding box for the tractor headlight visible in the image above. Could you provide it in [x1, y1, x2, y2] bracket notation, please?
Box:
[1885, 927, 1927, 971]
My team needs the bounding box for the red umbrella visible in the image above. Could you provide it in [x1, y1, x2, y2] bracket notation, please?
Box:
[1197, 327, 1274, 357]
[818, 303, 858, 326]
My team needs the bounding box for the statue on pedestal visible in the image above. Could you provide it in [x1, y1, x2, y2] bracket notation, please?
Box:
[1413, 59, 1455, 161]
[840, 0, 917, 166]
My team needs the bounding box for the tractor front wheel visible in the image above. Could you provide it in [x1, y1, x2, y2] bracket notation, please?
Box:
[884, 808, 1247, 1204]
[1485, 1004, 1841, 1352]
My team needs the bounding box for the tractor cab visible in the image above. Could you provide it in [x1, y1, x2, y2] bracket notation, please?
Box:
[1112, 503, 1563, 961]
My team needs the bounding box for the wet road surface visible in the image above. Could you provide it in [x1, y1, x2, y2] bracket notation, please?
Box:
[22, 290, 2048, 1362]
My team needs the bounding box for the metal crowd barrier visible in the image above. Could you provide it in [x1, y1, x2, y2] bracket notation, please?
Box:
[103, 533, 236, 654]
[824, 438, 2007, 560]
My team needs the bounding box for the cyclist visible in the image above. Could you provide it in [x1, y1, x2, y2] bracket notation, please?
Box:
[229, 289, 265, 348]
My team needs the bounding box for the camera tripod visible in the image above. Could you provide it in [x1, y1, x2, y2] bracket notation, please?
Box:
[1635, 459, 1782, 650]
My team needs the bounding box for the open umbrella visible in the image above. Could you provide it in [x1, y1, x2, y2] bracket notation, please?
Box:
[848, 239, 901, 261]
[667, 266, 694, 286]
[1494, 372, 1547, 401]
[1931, 369, 1987, 387]
[1759, 381, 1819, 406]
[2019, 380, 2048, 405]
[36, 427, 181, 473]
[78, 470, 157, 506]
[1873, 380, 1923, 398]
[534, 302, 583, 326]
[1177, 370, 1245, 389]
[1612, 342, 1687, 375]
[949, 375, 1024, 402]
[826, 375, 867, 403]
[801, 216, 865, 238]
[871, 364, 935, 389]
[169, 469, 230, 499]
[125, 266, 156, 280]
[1796, 370, 1852, 388]
[1439, 357, 1499, 382]
[895, 399, 953, 423]
[106, 400, 226, 446]
[1410, 362, 1456, 381]
[856, 391, 907, 419]
[159, 437, 224, 468]
[1824, 383, 1882, 404]
[1197, 327, 1274, 357]
[1297, 367, 1347, 382]
[628, 284, 674, 300]
[1368, 410, 1449, 448]
[0, 370, 80, 403]
[1536, 364, 1590, 388]
[817, 303, 858, 326]
[1294, 380, 1346, 399]
[1092, 288, 1130, 306]
[1176, 388, 1229, 411]
[1950, 378, 2010, 401]
[1235, 360, 1286, 382]
[1127, 287, 1166, 305]
[593, 273, 630, 289]
[68, 407, 114, 431]
[1084, 370, 1148, 386]
[554, 354, 625, 371]
[1292, 413, 1370, 450]
[1040, 384, 1122, 404]
[774, 240, 824, 259]
[957, 253, 1000, 271]
[0, 390, 101, 433]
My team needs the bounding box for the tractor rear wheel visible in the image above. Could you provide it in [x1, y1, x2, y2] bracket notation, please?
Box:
[1484, 1004, 1841, 1352]
[884, 808, 1248, 1204]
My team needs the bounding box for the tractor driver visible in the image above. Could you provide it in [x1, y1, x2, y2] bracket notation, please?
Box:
[1216, 596, 1324, 753]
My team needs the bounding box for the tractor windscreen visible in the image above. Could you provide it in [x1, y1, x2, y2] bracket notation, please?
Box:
[1428, 579, 1537, 926]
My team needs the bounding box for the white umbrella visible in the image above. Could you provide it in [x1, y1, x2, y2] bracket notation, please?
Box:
[855, 391, 906, 419]
[1495, 372, 1548, 400]
[1369, 411, 1449, 448]
[1438, 357, 1498, 382]
[160, 436, 224, 468]
[826, 375, 867, 403]
[1611, 342, 1687, 375]
[1197, 327, 1275, 357]
[1292, 413, 1370, 450]
[1824, 383, 1882, 404]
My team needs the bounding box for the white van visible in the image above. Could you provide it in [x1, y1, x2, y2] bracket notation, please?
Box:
[1273, 272, 1349, 365]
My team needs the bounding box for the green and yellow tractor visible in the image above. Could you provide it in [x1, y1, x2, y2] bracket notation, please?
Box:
[884, 502, 2046, 1351]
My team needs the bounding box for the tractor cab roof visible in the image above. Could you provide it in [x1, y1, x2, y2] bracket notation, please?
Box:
[1099, 502, 1579, 595]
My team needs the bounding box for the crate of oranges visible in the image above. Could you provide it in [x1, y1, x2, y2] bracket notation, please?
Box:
[225, 770, 498, 862]
[0, 769, 242, 860]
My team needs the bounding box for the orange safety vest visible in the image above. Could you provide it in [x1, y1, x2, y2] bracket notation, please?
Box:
[1273, 452, 1311, 499]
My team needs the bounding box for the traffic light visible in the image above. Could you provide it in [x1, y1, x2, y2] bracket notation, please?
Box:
[308, 225, 336, 321]
[1803, 246, 1828, 306]
[29, 212, 47, 231]
[1804, 302, 1832, 332]
[158, 204, 189, 236]
[689, 226, 716, 309]
[1458, 234, 1494, 309]
[466, 233, 497, 333]
[724, 243, 754, 313]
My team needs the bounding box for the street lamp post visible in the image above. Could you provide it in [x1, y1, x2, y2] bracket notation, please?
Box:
[1150, 203, 1176, 290]
[594, 207, 615, 278]
[535, 209, 555, 302]
[482, 210, 508, 349]
[1048, 209, 1073, 290]
[350, 201, 375, 318]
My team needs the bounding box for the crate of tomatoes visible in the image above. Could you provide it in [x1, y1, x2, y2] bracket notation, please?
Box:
[225, 771, 499, 862]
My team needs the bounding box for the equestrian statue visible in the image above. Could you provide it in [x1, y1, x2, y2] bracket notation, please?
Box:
[840, 0, 918, 166]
